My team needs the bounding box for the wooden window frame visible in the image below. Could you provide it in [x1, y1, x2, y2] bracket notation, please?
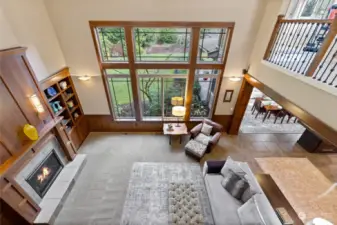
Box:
[89, 21, 235, 122]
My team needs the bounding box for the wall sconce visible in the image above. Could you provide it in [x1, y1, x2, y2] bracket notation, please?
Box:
[30, 94, 45, 113]
[78, 75, 91, 81]
[229, 76, 241, 82]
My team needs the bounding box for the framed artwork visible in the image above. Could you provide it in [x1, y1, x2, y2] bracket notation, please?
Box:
[223, 90, 234, 102]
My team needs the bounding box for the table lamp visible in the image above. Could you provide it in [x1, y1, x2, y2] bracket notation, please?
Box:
[172, 106, 186, 127]
[171, 97, 184, 106]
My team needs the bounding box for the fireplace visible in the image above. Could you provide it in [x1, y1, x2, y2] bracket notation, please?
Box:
[26, 150, 64, 198]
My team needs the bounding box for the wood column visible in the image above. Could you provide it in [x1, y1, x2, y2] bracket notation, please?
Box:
[184, 27, 200, 121]
[228, 77, 253, 135]
[263, 15, 285, 60]
[305, 17, 337, 77]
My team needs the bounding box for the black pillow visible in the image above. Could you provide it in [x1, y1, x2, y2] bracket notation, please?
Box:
[206, 160, 226, 173]
[230, 178, 249, 200]
[221, 169, 249, 200]
[221, 169, 241, 191]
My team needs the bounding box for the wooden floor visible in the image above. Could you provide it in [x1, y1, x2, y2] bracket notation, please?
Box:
[203, 133, 337, 182]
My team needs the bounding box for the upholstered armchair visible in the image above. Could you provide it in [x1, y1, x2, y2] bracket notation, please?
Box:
[190, 119, 223, 153]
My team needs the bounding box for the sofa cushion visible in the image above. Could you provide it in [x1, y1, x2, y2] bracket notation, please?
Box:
[204, 174, 242, 225]
[238, 196, 266, 225]
[195, 133, 211, 146]
[254, 194, 283, 225]
[201, 123, 213, 136]
[230, 177, 249, 200]
[221, 156, 246, 177]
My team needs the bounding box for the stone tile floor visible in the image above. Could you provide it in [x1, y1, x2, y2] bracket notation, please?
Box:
[54, 132, 337, 225]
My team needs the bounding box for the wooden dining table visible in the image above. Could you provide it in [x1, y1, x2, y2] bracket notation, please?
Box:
[261, 100, 282, 122]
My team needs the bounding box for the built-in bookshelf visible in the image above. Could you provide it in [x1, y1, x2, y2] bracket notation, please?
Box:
[40, 68, 84, 134]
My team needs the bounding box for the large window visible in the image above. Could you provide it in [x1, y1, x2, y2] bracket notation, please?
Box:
[106, 69, 135, 119]
[138, 69, 187, 119]
[134, 28, 191, 62]
[90, 21, 234, 121]
[191, 70, 219, 118]
[198, 28, 227, 63]
[96, 27, 128, 62]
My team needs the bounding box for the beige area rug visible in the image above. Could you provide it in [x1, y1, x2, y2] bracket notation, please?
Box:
[256, 157, 337, 224]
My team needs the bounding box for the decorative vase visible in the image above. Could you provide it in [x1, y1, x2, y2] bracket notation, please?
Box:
[54, 101, 62, 111]
[51, 102, 58, 113]
[46, 87, 57, 97]
[59, 81, 67, 90]
[23, 124, 39, 141]
[67, 101, 74, 108]
[74, 112, 79, 119]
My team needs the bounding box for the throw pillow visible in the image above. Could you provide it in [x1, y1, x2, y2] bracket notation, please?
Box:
[229, 177, 249, 200]
[241, 174, 261, 203]
[220, 156, 246, 177]
[237, 196, 266, 225]
[201, 123, 213, 136]
[221, 169, 241, 191]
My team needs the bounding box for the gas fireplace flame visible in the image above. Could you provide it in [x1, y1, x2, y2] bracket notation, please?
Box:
[37, 167, 51, 183]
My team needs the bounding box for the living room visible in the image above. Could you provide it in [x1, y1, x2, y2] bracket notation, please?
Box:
[1, 0, 337, 225]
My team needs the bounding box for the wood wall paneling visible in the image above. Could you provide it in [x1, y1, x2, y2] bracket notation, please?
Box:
[0, 78, 29, 157]
[85, 115, 232, 133]
[0, 50, 51, 131]
[0, 200, 30, 225]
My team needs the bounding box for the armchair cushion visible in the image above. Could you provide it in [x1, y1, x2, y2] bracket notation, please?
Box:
[195, 133, 211, 145]
[201, 123, 213, 136]
[203, 119, 223, 135]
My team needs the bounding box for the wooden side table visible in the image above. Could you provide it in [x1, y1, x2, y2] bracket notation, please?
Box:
[163, 123, 188, 145]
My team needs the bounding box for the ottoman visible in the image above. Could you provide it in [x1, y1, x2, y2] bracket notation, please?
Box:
[184, 140, 207, 160]
[168, 182, 204, 225]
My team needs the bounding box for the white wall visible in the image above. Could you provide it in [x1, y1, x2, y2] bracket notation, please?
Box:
[249, 0, 337, 130]
[0, 0, 66, 81]
[0, 8, 19, 49]
[45, 0, 267, 115]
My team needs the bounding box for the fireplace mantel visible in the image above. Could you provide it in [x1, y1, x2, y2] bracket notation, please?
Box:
[0, 117, 63, 177]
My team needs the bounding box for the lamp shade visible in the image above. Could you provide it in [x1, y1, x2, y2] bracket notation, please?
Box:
[172, 106, 186, 117]
[171, 97, 184, 106]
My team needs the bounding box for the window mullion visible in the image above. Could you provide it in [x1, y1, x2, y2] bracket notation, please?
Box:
[125, 26, 141, 121]
[161, 78, 164, 120]
[185, 27, 200, 121]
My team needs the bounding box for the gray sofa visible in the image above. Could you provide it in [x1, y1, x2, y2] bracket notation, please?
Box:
[203, 158, 282, 225]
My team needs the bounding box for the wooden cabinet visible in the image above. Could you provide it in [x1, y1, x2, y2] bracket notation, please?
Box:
[297, 129, 337, 153]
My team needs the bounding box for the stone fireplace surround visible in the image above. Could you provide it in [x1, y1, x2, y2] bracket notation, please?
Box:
[14, 135, 86, 225]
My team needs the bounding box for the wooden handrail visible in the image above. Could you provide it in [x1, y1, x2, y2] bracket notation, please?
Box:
[305, 16, 337, 77]
[263, 15, 285, 60]
[280, 19, 332, 24]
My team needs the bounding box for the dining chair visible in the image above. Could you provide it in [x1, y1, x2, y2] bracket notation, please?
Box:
[251, 98, 262, 114]
[254, 100, 266, 119]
